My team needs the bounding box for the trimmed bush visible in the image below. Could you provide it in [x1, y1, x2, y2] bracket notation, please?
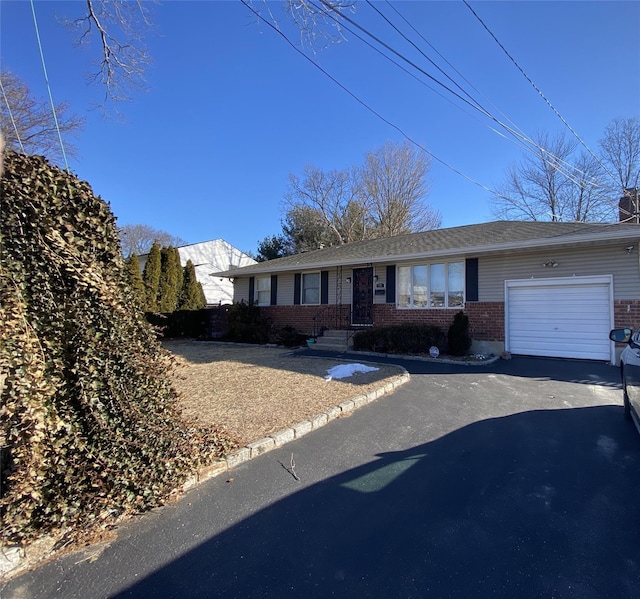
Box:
[157, 246, 182, 312]
[352, 324, 443, 354]
[447, 311, 472, 356]
[272, 325, 308, 348]
[225, 301, 271, 344]
[124, 253, 145, 308]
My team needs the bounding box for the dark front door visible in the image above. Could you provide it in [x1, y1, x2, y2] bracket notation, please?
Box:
[352, 267, 374, 325]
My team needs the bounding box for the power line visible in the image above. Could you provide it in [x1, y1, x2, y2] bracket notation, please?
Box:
[315, 0, 604, 192]
[240, 0, 505, 199]
[30, 0, 69, 170]
[243, 1, 619, 217]
[0, 75, 26, 153]
[462, 0, 619, 186]
[380, 0, 535, 160]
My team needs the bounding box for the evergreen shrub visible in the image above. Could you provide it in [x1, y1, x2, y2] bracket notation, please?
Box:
[225, 301, 271, 344]
[145, 310, 201, 338]
[272, 325, 308, 348]
[178, 259, 206, 310]
[447, 311, 472, 356]
[142, 242, 161, 311]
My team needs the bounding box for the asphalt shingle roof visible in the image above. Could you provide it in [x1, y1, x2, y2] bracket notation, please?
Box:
[216, 220, 640, 276]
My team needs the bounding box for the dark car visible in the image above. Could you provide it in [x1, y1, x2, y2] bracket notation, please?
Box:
[610, 327, 640, 433]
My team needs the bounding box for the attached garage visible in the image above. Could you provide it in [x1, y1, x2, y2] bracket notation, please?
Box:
[505, 275, 614, 361]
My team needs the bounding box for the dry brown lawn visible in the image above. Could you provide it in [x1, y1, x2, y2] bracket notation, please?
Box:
[164, 340, 406, 445]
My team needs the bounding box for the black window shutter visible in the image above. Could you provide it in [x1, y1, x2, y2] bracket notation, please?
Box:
[270, 275, 278, 306]
[321, 271, 329, 304]
[248, 276, 255, 304]
[386, 265, 396, 303]
[294, 273, 301, 305]
[465, 258, 478, 302]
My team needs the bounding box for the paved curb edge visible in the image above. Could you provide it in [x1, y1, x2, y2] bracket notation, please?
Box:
[181, 369, 411, 492]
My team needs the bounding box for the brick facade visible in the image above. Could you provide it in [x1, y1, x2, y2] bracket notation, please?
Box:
[261, 305, 319, 335]
[613, 299, 640, 330]
[262, 301, 506, 342]
[262, 299, 640, 343]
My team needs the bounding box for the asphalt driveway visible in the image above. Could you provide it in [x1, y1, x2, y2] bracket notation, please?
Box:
[4, 356, 640, 598]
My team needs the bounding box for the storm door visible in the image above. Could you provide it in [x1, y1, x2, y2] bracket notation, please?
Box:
[352, 267, 374, 325]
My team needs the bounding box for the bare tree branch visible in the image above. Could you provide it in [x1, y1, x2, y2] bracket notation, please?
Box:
[245, 0, 358, 51]
[118, 223, 186, 258]
[0, 71, 84, 165]
[598, 116, 640, 192]
[277, 141, 439, 254]
[491, 132, 614, 222]
[359, 141, 440, 236]
[68, 0, 154, 109]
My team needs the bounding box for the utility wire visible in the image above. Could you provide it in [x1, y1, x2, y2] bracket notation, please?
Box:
[0, 75, 26, 153]
[315, 0, 603, 191]
[381, 0, 535, 161]
[30, 0, 69, 170]
[240, 0, 505, 199]
[462, 0, 618, 186]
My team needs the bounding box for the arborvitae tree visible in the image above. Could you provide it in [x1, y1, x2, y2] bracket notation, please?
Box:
[124, 253, 145, 307]
[197, 280, 206, 308]
[142, 242, 161, 311]
[157, 246, 182, 312]
[178, 260, 207, 310]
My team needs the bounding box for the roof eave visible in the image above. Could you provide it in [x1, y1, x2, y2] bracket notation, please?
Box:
[213, 228, 640, 277]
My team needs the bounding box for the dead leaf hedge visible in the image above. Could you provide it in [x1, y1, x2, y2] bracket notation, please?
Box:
[0, 151, 237, 545]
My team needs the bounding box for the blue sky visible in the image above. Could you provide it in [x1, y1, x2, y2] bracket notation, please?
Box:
[2, 1, 639, 255]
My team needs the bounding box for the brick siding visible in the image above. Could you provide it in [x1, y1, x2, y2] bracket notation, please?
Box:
[262, 302, 505, 342]
[613, 299, 640, 330]
[262, 299, 639, 342]
[261, 305, 319, 336]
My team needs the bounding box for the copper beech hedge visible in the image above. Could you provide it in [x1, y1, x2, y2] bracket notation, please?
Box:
[0, 152, 237, 544]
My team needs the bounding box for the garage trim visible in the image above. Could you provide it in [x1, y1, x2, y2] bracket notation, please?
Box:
[504, 275, 614, 363]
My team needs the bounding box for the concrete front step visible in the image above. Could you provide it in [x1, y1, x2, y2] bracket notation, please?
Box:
[313, 330, 353, 351]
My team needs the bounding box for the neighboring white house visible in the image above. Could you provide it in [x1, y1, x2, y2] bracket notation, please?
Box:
[138, 239, 256, 306]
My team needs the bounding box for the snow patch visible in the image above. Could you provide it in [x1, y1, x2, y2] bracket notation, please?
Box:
[325, 363, 379, 381]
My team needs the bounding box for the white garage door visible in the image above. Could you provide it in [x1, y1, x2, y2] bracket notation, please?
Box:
[505, 275, 613, 361]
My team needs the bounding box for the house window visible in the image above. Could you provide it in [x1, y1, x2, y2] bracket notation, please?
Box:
[447, 261, 464, 307]
[256, 276, 271, 305]
[397, 262, 464, 309]
[302, 272, 320, 305]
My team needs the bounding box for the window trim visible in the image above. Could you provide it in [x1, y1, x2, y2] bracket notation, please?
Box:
[397, 261, 465, 309]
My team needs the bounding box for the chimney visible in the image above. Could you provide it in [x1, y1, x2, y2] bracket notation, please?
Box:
[619, 188, 639, 223]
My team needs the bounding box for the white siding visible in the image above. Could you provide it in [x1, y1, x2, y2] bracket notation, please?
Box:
[178, 240, 255, 306]
[233, 278, 251, 304]
[277, 273, 296, 305]
[138, 239, 256, 306]
[505, 276, 613, 361]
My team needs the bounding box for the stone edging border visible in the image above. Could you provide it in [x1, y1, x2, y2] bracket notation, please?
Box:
[181, 368, 411, 492]
[343, 349, 502, 366]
